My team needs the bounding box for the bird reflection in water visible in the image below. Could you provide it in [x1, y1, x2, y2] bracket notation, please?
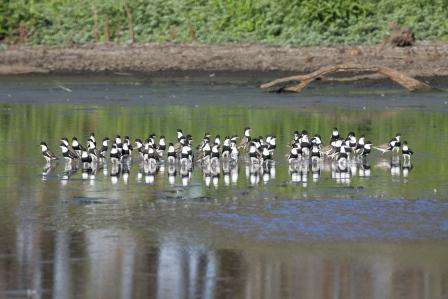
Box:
[222, 160, 239, 186]
[180, 162, 192, 186]
[358, 162, 371, 177]
[402, 159, 413, 179]
[375, 156, 413, 179]
[45, 152, 411, 188]
[289, 160, 310, 186]
[246, 161, 276, 186]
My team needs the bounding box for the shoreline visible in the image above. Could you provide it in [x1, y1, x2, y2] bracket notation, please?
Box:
[1, 42, 448, 78]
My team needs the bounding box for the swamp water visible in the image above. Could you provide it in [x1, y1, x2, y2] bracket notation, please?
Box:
[0, 75, 447, 298]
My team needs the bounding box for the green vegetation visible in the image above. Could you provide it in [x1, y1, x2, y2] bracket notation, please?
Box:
[1, 0, 448, 46]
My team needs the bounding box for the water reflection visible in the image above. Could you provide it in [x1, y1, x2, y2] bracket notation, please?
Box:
[42, 156, 413, 190]
[3, 225, 448, 298]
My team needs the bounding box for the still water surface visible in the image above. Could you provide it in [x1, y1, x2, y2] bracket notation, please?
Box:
[0, 75, 447, 298]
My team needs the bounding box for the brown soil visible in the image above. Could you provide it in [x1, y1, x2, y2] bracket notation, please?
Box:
[0, 42, 447, 77]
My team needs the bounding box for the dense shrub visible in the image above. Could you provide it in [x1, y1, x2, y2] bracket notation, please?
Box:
[0, 0, 447, 46]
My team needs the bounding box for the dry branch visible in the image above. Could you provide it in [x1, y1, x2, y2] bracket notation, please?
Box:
[260, 64, 431, 93]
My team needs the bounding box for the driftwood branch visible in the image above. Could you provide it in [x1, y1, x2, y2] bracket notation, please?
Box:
[260, 64, 431, 93]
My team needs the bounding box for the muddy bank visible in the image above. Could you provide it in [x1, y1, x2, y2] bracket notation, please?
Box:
[1, 42, 448, 77]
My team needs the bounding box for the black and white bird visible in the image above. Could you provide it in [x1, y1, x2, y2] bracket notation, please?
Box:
[197, 133, 211, 151]
[115, 135, 123, 154]
[124, 136, 133, 153]
[311, 134, 322, 149]
[87, 140, 98, 162]
[99, 137, 109, 159]
[167, 143, 177, 164]
[330, 127, 340, 142]
[110, 144, 120, 164]
[310, 144, 322, 163]
[121, 142, 131, 161]
[176, 129, 184, 142]
[355, 135, 365, 155]
[239, 127, 251, 151]
[144, 146, 159, 165]
[337, 145, 349, 167]
[135, 138, 144, 159]
[210, 144, 220, 166]
[40, 142, 58, 162]
[88, 133, 96, 147]
[221, 136, 231, 158]
[81, 149, 92, 165]
[180, 144, 192, 167]
[60, 143, 77, 162]
[288, 145, 301, 164]
[61, 137, 70, 148]
[401, 141, 413, 163]
[157, 135, 166, 158]
[71, 137, 85, 157]
[196, 142, 211, 164]
[374, 133, 401, 154]
[347, 132, 357, 152]
[261, 146, 273, 165]
[248, 142, 260, 164]
[268, 135, 276, 155]
[360, 141, 372, 158]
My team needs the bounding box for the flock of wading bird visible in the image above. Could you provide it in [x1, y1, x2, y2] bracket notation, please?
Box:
[39, 127, 414, 186]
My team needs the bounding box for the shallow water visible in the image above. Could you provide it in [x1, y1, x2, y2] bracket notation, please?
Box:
[0, 75, 448, 298]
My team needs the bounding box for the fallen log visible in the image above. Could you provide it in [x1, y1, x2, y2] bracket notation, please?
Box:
[260, 64, 431, 93]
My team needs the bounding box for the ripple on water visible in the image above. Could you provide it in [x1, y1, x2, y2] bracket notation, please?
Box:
[202, 198, 448, 242]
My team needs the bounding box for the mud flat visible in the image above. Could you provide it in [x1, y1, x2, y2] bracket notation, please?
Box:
[0, 42, 448, 77]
